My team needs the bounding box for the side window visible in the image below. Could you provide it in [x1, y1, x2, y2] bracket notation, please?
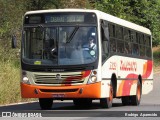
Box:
[124, 42, 132, 54]
[135, 33, 139, 44]
[117, 40, 124, 53]
[124, 28, 131, 42]
[131, 31, 136, 43]
[145, 35, 151, 46]
[110, 38, 116, 53]
[116, 26, 123, 39]
[140, 45, 145, 57]
[132, 31, 139, 56]
[101, 20, 109, 62]
[132, 43, 139, 55]
[146, 47, 151, 58]
[116, 25, 124, 54]
[138, 33, 145, 57]
[145, 35, 152, 58]
[139, 33, 144, 44]
[109, 24, 115, 37]
[109, 23, 116, 53]
[124, 28, 132, 55]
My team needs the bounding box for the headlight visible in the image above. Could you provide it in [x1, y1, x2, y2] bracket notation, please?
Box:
[22, 71, 30, 84]
[22, 77, 29, 83]
[87, 70, 97, 84]
[91, 76, 97, 82]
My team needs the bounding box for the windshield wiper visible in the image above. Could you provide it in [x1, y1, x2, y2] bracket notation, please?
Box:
[66, 26, 79, 43]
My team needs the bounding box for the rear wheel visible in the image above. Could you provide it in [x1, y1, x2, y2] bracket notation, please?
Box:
[39, 98, 53, 110]
[100, 82, 113, 108]
[130, 80, 142, 105]
[121, 80, 142, 106]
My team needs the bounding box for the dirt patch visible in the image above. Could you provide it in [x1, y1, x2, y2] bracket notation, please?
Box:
[153, 45, 160, 52]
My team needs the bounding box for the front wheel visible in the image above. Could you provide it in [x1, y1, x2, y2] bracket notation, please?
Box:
[39, 98, 53, 110]
[100, 82, 113, 108]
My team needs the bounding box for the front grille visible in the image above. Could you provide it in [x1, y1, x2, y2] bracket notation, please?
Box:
[33, 73, 84, 85]
[40, 89, 79, 93]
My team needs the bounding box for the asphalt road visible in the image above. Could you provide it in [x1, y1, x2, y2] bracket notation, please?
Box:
[0, 72, 159, 119]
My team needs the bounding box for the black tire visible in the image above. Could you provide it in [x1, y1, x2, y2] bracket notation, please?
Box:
[100, 82, 113, 108]
[121, 96, 130, 106]
[111, 74, 117, 98]
[130, 80, 142, 106]
[73, 99, 81, 107]
[121, 80, 142, 106]
[73, 98, 92, 108]
[39, 98, 53, 110]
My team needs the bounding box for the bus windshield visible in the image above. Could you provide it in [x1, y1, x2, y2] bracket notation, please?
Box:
[22, 26, 97, 66]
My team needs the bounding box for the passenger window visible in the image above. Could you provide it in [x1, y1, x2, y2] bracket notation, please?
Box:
[125, 42, 132, 54]
[144, 35, 152, 58]
[132, 43, 139, 56]
[117, 40, 124, 53]
[116, 26, 123, 39]
[109, 24, 115, 37]
[145, 35, 151, 46]
[146, 47, 152, 58]
[135, 33, 140, 44]
[140, 45, 145, 57]
[138, 33, 144, 44]
[124, 29, 131, 42]
[110, 38, 117, 53]
[131, 31, 136, 43]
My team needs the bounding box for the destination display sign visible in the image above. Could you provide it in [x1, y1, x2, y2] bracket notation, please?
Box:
[24, 12, 97, 24]
[45, 15, 84, 23]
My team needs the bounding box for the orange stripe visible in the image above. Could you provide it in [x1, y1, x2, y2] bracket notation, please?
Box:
[143, 62, 147, 77]
[132, 80, 137, 85]
[117, 80, 125, 96]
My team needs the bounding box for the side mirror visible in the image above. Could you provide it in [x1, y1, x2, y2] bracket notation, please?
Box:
[12, 35, 17, 48]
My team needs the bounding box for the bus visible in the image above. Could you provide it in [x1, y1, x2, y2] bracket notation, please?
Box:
[16, 9, 153, 109]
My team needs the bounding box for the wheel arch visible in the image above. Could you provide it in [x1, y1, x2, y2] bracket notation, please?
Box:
[138, 74, 142, 86]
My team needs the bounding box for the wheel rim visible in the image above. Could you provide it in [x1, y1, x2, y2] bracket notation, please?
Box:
[137, 84, 141, 101]
[109, 85, 113, 102]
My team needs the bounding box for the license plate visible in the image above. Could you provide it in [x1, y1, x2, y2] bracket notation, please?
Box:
[53, 94, 65, 98]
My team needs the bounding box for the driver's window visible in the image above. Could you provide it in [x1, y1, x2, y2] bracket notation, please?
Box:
[44, 27, 57, 59]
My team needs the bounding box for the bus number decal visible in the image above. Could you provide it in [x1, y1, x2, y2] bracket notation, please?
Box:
[109, 61, 117, 70]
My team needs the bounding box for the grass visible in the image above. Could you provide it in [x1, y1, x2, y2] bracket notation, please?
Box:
[0, 61, 21, 104]
[0, 42, 37, 105]
[0, 58, 37, 105]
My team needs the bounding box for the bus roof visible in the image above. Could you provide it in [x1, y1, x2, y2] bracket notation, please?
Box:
[25, 9, 151, 35]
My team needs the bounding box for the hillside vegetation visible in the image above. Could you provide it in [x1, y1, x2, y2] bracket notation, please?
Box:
[153, 46, 160, 73]
[0, 0, 160, 105]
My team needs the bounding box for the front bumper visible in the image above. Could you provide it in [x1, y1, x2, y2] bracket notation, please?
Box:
[21, 82, 101, 99]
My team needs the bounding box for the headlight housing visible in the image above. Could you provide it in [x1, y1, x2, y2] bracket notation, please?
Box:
[87, 70, 97, 84]
[22, 71, 30, 84]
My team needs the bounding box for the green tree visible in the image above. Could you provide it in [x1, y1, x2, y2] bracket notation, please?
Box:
[95, 0, 160, 46]
[124, 0, 160, 46]
[25, 0, 60, 10]
[59, 0, 91, 8]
